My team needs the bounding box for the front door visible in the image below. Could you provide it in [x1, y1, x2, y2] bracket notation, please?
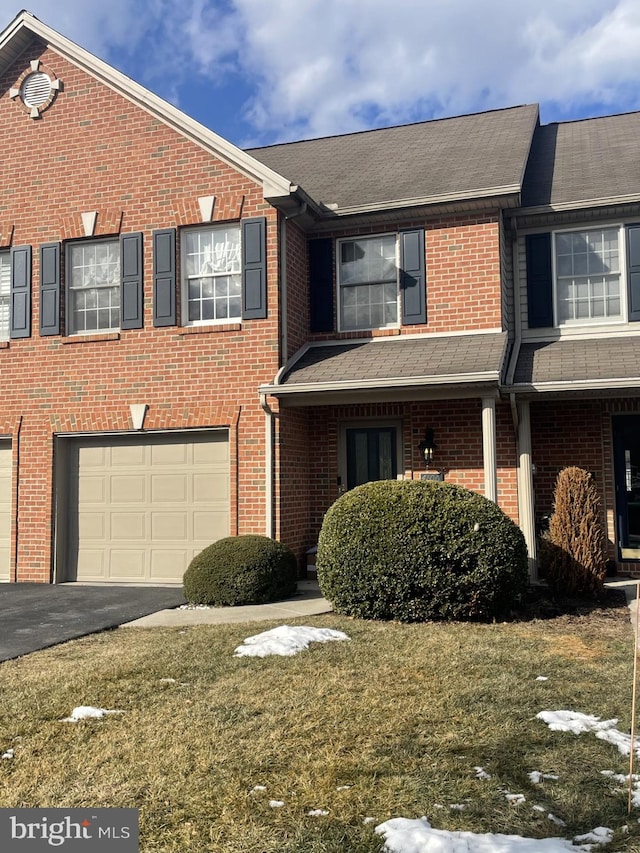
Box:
[613, 415, 640, 560]
[346, 427, 398, 490]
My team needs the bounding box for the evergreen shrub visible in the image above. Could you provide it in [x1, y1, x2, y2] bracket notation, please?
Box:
[183, 535, 298, 606]
[316, 479, 528, 622]
[543, 466, 608, 595]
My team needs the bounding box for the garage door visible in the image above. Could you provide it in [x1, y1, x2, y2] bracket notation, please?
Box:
[67, 432, 229, 584]
[0, 441, 11, 582]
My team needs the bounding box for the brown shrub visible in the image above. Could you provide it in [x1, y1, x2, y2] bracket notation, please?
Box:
[543, 466, 608, 596]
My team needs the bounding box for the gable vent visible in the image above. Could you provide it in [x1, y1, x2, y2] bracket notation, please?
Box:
[21, 72, 52, 107]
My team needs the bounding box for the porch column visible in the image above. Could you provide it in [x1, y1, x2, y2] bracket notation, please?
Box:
[516, 399, 537, 581]
[481, 396, 497, 502]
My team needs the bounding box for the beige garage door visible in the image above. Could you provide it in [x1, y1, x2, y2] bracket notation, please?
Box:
[0, 441, 11, 582]
[67, 432, 229, 584]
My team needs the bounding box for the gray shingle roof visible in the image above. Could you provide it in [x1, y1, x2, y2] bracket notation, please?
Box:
[513, 338, 640, 387]
[248, 106, 539, 213]
[522, 111, 640, 209]
[271, 333, 507, 395]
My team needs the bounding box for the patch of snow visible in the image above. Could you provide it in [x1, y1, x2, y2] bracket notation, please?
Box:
[363, 817, 375, 825]
[475, 766, 492, 780]
[548, 814, 567, 827]
[1, 748, 14, 759]
[250, 785, 267, 793]
[336, 785, 351, 790]
[159, 678, 176, 683]
[505, 792, 526, 805]
[375, 816, 596, 852]
[178, 603, 211, 610]
[60, 706, 124, 722]
[537, 710, 640, 758]
[536, 676, 550, 681]
[307, 809, 329, 816]
[533, 805, 546, 813]
[529, 771, 559, 784]
[268, 800, 284, 808]
[234, 625, 350, 658]
[574, 827, 614, 846]
[449, 803, 466, 810]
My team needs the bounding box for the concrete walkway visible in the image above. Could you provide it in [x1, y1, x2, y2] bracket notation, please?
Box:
[121, 579, 332, 627]
[605, 579, 640, 636]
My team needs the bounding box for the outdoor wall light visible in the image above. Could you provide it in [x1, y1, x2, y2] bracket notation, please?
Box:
[418, 427, 436, 464]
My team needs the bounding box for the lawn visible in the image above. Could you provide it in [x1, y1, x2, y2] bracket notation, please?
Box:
[0, 594, 639, 852]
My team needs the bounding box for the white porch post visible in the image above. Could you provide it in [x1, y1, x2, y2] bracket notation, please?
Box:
[481, 396, 497, 502]
[516, 399, 538, 582]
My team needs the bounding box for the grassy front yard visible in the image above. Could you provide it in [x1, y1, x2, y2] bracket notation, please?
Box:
[0, 597, 639, 851]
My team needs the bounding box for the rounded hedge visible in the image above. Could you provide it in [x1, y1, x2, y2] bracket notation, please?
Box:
[316, 479, 528, 622]
[183, 535, 298, 606]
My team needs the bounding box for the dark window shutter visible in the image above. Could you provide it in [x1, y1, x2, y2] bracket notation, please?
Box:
[526, 233, 553, 328]
[400, 229, 426, 325]
[120, 232, 143, 330]
[153, 229, 176, 327]
[10, 245, 31, 339]
[309, 238, 334, 332]
[242, 217, 267, 320]
[627, 225, 640, 322]
[39, 242, 60, 336]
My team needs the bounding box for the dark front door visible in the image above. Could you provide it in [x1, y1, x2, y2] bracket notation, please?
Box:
[346, 427, 397, 490]
[613, 415, 640, 559]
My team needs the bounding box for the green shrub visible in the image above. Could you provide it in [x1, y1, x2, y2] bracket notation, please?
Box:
[543, 466, 608, 596]
[316, 479, 528, 622]
[183, 535, 298, 606]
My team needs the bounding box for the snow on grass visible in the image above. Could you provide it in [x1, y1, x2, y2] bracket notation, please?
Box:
[233, 625, 350, 657]
[60, 706, 124, 722]
[529, 771, 559, 784]
[537, 710, 640, 758]
[475, 766, 492, 780]
[374, 816, 611, 852]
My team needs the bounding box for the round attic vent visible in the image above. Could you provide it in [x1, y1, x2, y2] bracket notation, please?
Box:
[20, 71, 52, 107]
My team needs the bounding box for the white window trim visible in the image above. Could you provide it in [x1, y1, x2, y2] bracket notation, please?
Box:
[336, 231, 401, 333]
[0, 251, 9, 342]
[180, 224, 242, 328]
[551, 223, 628, 329]
[66, 238, 121, 336]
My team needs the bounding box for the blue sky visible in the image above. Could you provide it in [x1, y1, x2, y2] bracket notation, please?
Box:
[4, 0, 640, 148]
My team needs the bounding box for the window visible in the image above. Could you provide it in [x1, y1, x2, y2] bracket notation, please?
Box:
[0, 252, 9, 340]
[68, 240, 120, 333]
[182, 226, 241, 324]
[338, 234, 398, 331]
[555, 228, 621, 325]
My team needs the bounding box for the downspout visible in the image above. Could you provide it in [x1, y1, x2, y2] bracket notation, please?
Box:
[505, 217, 537, 578]
[262, 202, 307, 540]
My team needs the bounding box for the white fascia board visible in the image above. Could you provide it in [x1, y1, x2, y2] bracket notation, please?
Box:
[260, 371, 500, 397]
[6, 13, 293, 200]
[330, 185, 521, 217]
[512, 193, 640, 218]
[508, 378, 640, 394]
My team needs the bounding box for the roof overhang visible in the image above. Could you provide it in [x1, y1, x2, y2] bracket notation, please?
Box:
[260, 332, 508, 407]
[0, 11, 293, 201]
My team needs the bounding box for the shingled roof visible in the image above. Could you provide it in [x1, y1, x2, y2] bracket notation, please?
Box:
[512, 338, 640, 390]
[248, 105, 539, 215]
[522, 111, 640, 210]
[260, 333, 508, 403]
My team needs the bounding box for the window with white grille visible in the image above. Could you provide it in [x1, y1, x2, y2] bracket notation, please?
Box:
[181, 226, 241, 324]
[68, 241, 120, 333]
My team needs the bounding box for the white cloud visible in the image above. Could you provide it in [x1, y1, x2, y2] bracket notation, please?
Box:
[4, 0, 640, 144]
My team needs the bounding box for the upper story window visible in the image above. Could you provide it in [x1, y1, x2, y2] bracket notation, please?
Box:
[338, 234, 398, 331]
[555, 228, 621, 325]
[526, 223, 640, 330]
[0, 251, 9, 340]
[67, 240, 120, 333]
[182, 226, 242, 325]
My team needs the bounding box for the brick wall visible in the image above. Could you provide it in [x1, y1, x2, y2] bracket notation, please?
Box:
[0, 41, 281, 580]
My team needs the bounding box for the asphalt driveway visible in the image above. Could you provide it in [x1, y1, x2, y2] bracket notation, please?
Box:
[0, 584, 186, 662]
